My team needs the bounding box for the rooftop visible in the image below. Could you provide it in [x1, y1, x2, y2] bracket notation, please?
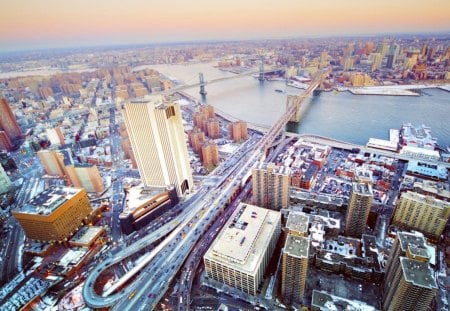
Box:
[286, 211, 309, 235]
[205, 203, 280, 274]
[69, 226, 104, 246]
[400, 257, 437, 289]
[311, 290, 377, 311]
[352, 182, 373, 196]
[401, 191, 449, 210]
[123, 184, 167, 213]
[16, 186, 82, 216]
[284, 234, 309, 259]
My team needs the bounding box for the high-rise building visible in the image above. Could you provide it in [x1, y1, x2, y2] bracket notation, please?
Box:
[281, 234, 310, 305]
[371, 53, 382, 72]
[345, 169, 373, 238]
[200, 141, 219, 167]
[392, 191, 450, 238]
[0, 131, 13, 152]
[383, 232, 437, 311]
[342, 57, 354, 71]
[65, 164, 105, 193]
[206, 118, 220, 139]
[122, 96, 193, 196]
[285, 211, 310, 237]
[37, 149, 67, 177]
[0, 164, 11, 195]
[252, 162, 290, 210]
[200, 105, 215, 118]
[0, 98, 22, 149]
[188, 127, 206, 153]
[204, 203, 281, 295]
[46, 127, 65, 146]
[12, 187, 92, 242]
[229, 121, 248, 142]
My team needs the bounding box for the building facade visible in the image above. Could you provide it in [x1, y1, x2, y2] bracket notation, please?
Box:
[12, 187, 92, 242]
[65, 164, 105, 193]
[252, 162, 290, 210]
[37, 150, 67, 177]
[122, 96, 193, 196]
[0, 98, 22, 150]
[204, 203, 281, 295]
[345, 170, 373, 238]
[281, 234, 310, 305]
[392, 191, 450, 238]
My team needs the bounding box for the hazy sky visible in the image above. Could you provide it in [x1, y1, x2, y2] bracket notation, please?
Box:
[1, 0, 449, 51]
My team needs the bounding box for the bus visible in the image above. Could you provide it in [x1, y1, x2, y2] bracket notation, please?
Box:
[128, 290, 137, 300]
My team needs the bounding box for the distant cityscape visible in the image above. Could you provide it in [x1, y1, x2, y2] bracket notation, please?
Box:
[0, 33, 449, 311]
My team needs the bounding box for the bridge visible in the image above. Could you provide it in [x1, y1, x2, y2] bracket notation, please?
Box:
[158, 65, 284, 97]
[82, 73, 325, 309]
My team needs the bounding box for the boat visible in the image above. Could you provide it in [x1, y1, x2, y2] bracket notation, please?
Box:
[275, 89, 284, 93]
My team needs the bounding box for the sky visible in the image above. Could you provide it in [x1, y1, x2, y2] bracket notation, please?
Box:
[0, 0, 449, 52]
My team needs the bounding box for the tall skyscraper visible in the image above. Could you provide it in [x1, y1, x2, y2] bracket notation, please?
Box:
[37, 149, 67, 177]
[281, 234, 310, 305]
[383, 232, 437, 311]
[0, 164, 11, 195]
[252, 162, 290, 210]
[393, 191, 450, 239]
[0, 98, 22, 149]
[65, 164, 105, 193]
[122, 96, 193, 196]
[345, 169, 373, 238]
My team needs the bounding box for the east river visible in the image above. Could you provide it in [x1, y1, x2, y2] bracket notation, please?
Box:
[143, 62, 450, 148]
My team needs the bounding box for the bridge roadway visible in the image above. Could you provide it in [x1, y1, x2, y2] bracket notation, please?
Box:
[82, 74, 324, 309]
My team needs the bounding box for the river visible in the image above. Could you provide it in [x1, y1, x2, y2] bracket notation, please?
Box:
[147, 62, 450, 148]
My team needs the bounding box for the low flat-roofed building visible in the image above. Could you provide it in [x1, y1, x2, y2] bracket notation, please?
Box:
[311, 290, 377, 311]
[290, 189, 344, 211]
[12, 187, 92, 242]
[400, 145, 440, 162]
[285, 211, 309, 237]
[401, 175, 450, 202]
[406, 160, 447, 181]
[119, 184, 178, 234]
[204, 203, 281, 295]
[69, 226, 104, 247]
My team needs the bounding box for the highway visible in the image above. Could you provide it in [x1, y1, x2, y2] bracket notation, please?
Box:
[82, 74, 324, 309]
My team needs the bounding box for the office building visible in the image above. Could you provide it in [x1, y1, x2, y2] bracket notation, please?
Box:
[252, 162, 290, 210]
[200, 141, 219, 167]
[204, 203, 281, 295]
[229, 121, 248, 142]
[12, 187, 92, 242]
[0, 164, 11, 194]
[122, 96, 193, 196]
[345, 169, 373, 238]
[0, 98, 22, 149]
[281, 234, 310, 305]
[37, 149, 67, 177]
[392, 191, 450, 238]
[342, 57, 354, 71]
[65, 164, 105, 193]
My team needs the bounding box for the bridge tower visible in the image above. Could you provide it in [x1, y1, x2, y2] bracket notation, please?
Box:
[199, 72, 207, 96]
[258, 57, 265, 82]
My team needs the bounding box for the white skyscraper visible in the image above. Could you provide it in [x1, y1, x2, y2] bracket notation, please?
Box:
[122, 96, 193, 196]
